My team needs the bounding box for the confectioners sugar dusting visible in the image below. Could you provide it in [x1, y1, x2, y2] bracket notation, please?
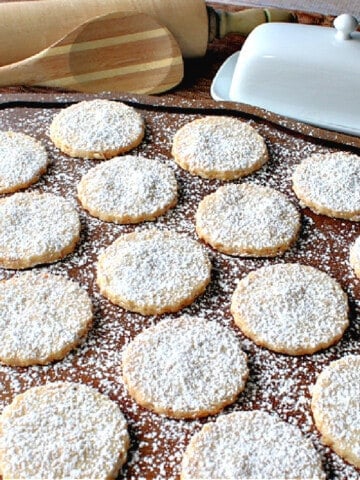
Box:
[122, 316, 248, 417]
[0, 271, 92, 365]
[0, 103, 359, 479]
[0, 130, 48, 193]
[231, 263, 349, 354]
[50, 99, 144, 153]
[293, 152, 360, 215]
[181, 410, 325, 479]
[97, 229, 211, 313]
[0, 192, 80, 260]
[77, 155, 177, 222]
[0, 382, 129, 479]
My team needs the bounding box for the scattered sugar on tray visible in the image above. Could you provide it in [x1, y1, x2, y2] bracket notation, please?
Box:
[122, 415, 203, 480]
[0, 105, 359, 479]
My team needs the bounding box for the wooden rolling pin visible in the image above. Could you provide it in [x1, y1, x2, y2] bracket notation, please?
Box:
[0, 0, 295, 65]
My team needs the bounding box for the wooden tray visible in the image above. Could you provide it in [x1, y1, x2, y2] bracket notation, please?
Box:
[0, 92, 359, 480]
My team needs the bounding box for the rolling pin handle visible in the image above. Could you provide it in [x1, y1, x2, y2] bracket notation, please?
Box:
[208, 7, 297, 40]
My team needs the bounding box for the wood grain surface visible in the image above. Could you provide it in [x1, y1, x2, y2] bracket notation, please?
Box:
[0, 90, 359, 480]
[0, 11, 183, 94]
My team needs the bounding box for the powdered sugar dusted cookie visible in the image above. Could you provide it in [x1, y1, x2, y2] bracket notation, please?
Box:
[349, 236, 360, 278]
[311, 355, 360, 468]
[122, 317, 248, 418]
[0, 131, 48, 194]
[0, 382, 129, 479]
[171, 116, 268, 180]
[49, 99, 145, 159]
[96, 229, 211, 315]
[0, 192, 80, 269]
[231, 263, 349, 355]
[292, 152, 360, 220]
[77, 156, 177, 224]
[0, 272, 93, 366]
[196, 183, 300, 257]
[181, 410, 325, 479]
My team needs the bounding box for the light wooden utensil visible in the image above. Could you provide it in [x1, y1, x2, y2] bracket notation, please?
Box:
[0, 0, 295, 64]
[0, 11, 183, 94]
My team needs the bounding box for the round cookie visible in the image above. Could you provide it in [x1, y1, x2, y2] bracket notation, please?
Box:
[49, 99, 145, 159]
[122, 316, 248, 419]
[0, 192, 80, 269]
[0, 382, 130, 479]
[0, 131, 48, 194]
[195, 183, 300, 257]
[311, 355, 360, 468]
[231, 263, 349, 355]
[0, 271, 93, 366]
[171, 116, 268, 180]
[181, 410, 325, 479]
[292, 152, 360, 221]
[349, 236, 360, 278]
[96, 229, 211, 315]
[77, 156, 177, 224]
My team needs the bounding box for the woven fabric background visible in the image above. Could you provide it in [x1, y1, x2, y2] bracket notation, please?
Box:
[213, 0, 359, 16]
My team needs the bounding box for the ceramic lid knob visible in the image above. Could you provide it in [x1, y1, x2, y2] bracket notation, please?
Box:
[334, 13, 359, 40]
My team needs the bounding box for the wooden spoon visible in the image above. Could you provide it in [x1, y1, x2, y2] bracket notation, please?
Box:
[0, 11, 183, 94]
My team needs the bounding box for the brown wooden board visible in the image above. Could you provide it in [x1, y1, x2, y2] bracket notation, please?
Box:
[0, 92, 359, 479]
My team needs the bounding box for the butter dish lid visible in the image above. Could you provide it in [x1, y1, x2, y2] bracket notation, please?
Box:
[211, 14, 360, 136]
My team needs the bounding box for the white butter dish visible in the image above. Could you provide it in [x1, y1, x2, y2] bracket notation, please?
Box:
[211, 14, 360, 136]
